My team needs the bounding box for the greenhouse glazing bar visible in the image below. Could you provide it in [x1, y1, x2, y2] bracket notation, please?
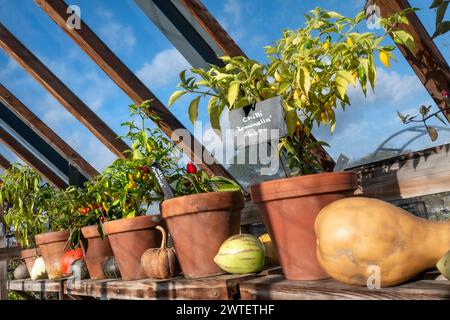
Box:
[0, 84, 98, 179]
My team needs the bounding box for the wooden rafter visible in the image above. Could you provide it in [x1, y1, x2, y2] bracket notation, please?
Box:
[0, 153, 10, 169]
[0, 126, 67, 188]
[0, 23, 129, 159]
[0, 84, 98, 178]
[179, 0, 245, 57]
[34, 0, 232, 179]
[377, 0, 450, 114]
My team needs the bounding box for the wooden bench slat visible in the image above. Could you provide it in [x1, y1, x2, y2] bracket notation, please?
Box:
[239, 275, 450, 300]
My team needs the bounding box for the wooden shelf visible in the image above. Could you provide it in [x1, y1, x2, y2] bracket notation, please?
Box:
[239, 275, 450, 300]
[6, 268, 449, 300]
[8, 278, 65, 293]
[64, 274, 257, 300]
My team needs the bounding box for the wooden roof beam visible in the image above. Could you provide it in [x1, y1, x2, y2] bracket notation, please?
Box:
[0, 126, 67, 188]
[34, 0, 232, 179]
[0, 23, 129, 159]
[377, 0, 450, 114]
[0, 84, 98, 179]
[0, 153, 10, 170]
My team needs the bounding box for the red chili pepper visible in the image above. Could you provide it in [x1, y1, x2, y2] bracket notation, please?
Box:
[140, 165, 151, 174]
[186, 161, 197, 174]
[100, 214, 105, 223]
[442, 90, 448, 98]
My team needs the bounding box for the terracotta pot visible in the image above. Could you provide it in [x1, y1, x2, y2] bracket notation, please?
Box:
[20, 248, 41, 276]
[161, 191, 243, 279]
[104, 215, 162, 280]
[35, 230, 70, 279]
[250, 171, 357, 281]
[81, 225, 114, 280]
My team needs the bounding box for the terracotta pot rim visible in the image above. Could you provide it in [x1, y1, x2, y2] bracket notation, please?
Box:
[35, 230, 70, 246]
[103, 215, 160, 236]
[161, 191, 244, 219]
[81, 225, 103, 239]
[249, 171, 357, 203]
[20, 248, 40, 259]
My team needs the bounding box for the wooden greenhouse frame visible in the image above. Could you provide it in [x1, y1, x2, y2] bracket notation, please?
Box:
[0, 0, 449, 300]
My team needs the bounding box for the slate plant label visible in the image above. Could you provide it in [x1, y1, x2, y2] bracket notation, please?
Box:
[150, 163, 174, 199]
[228, 96, 287, 149]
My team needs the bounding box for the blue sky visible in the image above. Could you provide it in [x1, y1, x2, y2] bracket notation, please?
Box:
[0, 0, 449, 175]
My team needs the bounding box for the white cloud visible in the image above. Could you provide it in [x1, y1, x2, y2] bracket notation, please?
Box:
[136, 48, 190, 88]
[65, 131, 117, 172]
[217, 0, 245, 42]
[95, 7, 136, 54]
[98, 22, 136, 54]
[223, 0, 242, 26]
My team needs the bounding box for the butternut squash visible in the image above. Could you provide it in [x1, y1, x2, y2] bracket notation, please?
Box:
[315, 197, 450, 287]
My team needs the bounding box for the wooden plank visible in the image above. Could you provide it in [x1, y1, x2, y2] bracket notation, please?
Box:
[0, 84, 98, 178]
[0, 247, 21, 260]
[65, 274, 257, 300]
[0, 23, 129, 159]
[377, 0, 450, 115]
[0, 126, 67, 188]
[0, 153, 10, 169]
[34, 0, 232, 179]
[7, 279, 64, 293]
[239, 275, 450, 300]
[350, 143, 450, 201]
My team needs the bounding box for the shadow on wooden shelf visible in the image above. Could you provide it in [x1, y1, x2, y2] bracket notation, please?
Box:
[7, 267, 282, 300]
[239, 270, 450, 300]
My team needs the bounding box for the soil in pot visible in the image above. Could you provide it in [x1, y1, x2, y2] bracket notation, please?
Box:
[249, 171, 357, 281]
[20, 248, 41, 276]
[81, 225, 114, 280]
[35, 230, 70, 279]
[161, 191, 243, 279]
[103, 215, 162, 280]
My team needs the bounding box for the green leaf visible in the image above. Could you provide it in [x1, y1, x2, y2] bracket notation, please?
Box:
[323, 11, 344, 19]
[368, 55, 377, 91]
[227, 81, 240, 108]
[250, 63, 262, 77]
[284, 103, 299, 137]
[436, 1, 449, 26]
[208, 97, 221, 134]
[188, 96, 200, 125]
[131, 139, 140, 150]
[168, 90, 186, 107]
[298, 67, 311, 98]
[194, 79, 209, 86]
[391, 30, 416, 55]
[430, 0, 444, 9]
[427, 126, 438, 141]
[336, 70, 356, 87]
[335, 73, 349, 99]
[355, 10, 365, 23]
[432, 21, 450, 39]
[435, 113, 448, 125]
[277, 82, 290, 95]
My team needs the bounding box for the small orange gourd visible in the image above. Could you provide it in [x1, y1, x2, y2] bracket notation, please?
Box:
[140, 226, 180, 279]
[315, 197, 450, 287]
